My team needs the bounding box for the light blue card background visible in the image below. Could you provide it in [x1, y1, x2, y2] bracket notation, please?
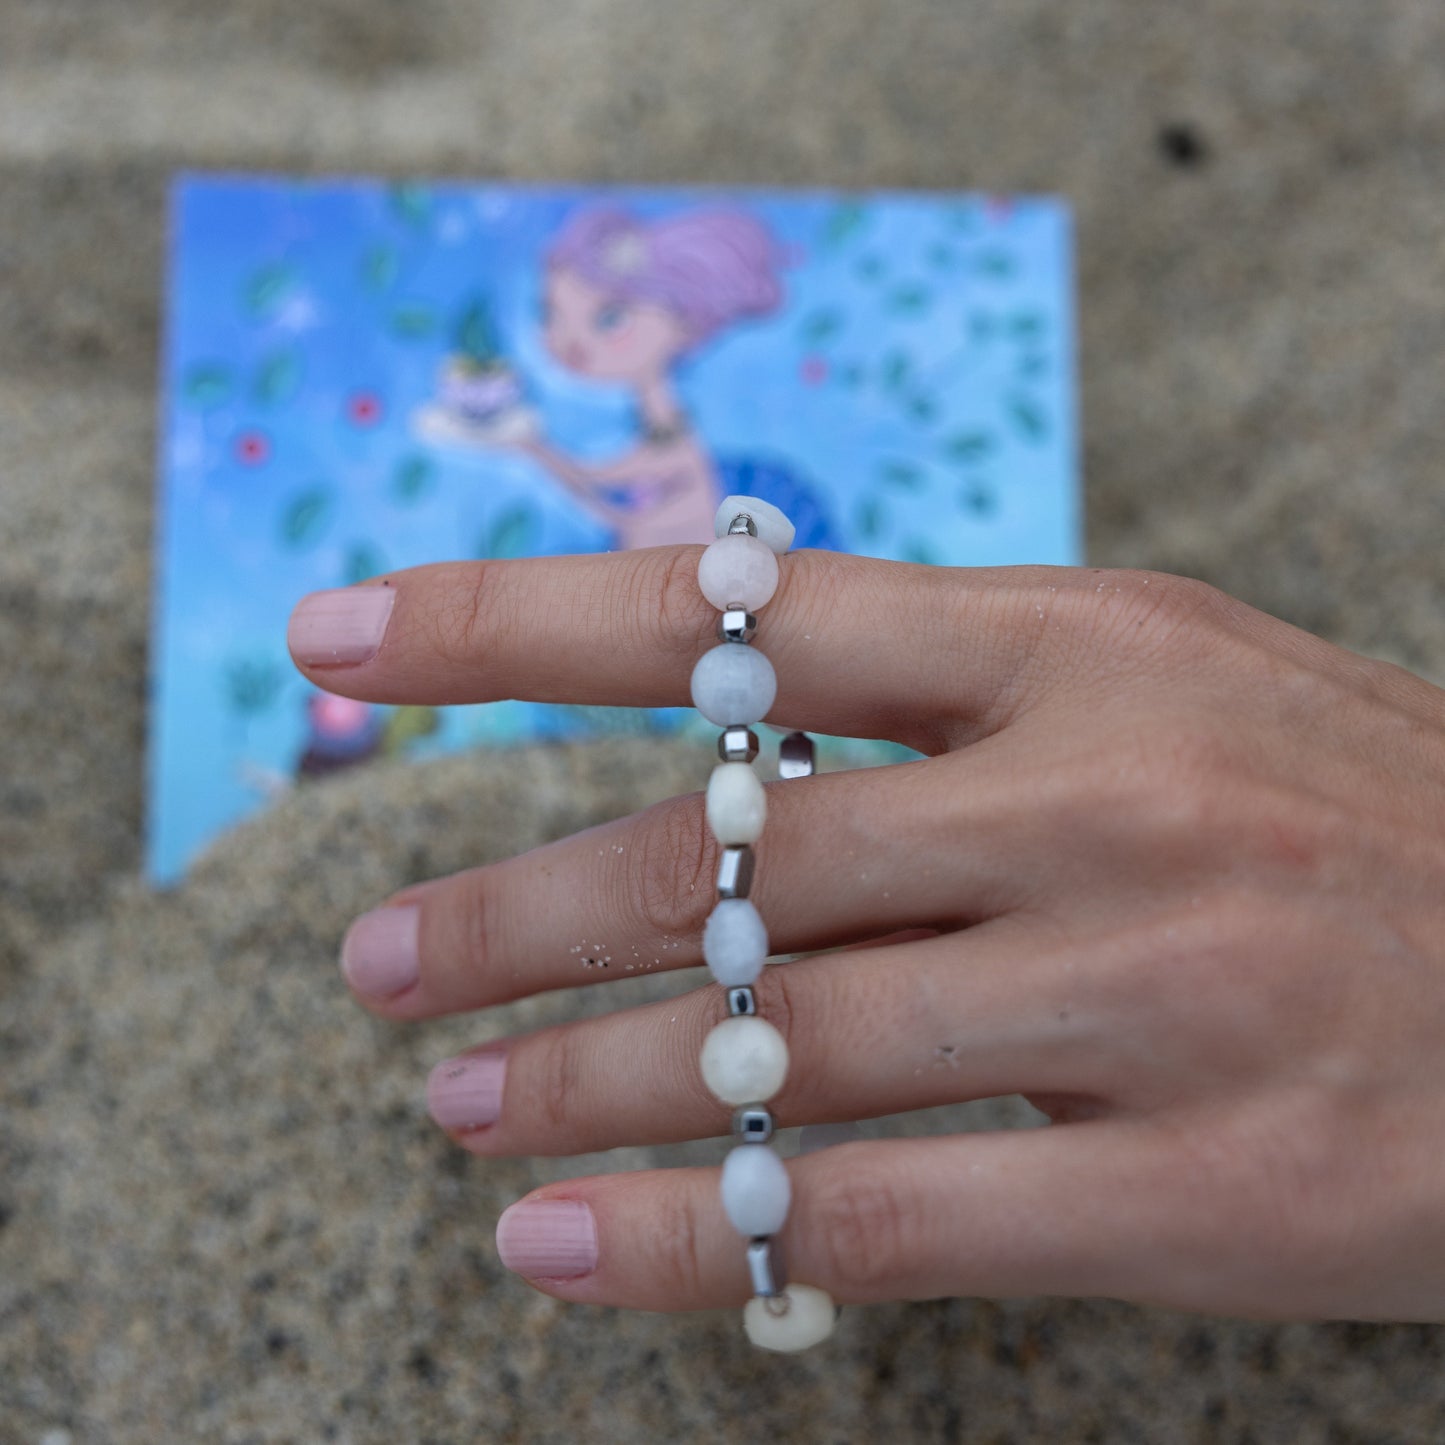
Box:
[150, 176, 1077, 883]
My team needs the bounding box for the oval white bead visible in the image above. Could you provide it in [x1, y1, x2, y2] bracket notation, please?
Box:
[698, 534, 780, 612]
[702, 898, 768, 987]
[714, 494, 796, 554]
[706, 763, 767, 845]
[720, 1143, 792, 1236]
[742, 1284, 837, 1352]
[690, 644, 776, 727]
[699, 1016, 789, 1105]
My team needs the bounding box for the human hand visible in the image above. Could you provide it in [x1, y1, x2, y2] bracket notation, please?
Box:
[286, 549, 1445, 1323]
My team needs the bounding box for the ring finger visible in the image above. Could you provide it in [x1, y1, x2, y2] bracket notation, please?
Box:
[424, 917, 1153, 1157]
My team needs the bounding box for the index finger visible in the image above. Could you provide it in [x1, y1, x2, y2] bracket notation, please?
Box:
[286, 546, 1068, 752]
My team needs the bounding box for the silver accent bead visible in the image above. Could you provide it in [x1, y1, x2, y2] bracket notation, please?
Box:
[717, 606, 758, 645]
[731, 1104, 774, 1143]
[726, 985, 757, 1017]
[747, 1237, 788, 1298]
[717, 726, 759, 764]
[778, 731, 816, 780]
[717, 845, 755, 900]
[728, 512, 758, 537]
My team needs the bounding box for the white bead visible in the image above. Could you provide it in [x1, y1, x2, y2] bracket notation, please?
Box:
[697, 534, 780, 612]
[720, 1143, 792, 1236]
[743, 1284, 837, 1352]
[703, 898, 768, 987]
[690, 644, 776, 727]
[699, 1016, 789, 1105]
[714, 494, 796, 554]
[706, 763, 766, 845]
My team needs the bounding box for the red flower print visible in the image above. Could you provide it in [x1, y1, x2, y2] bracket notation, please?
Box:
[234, 430, 271, 466]
[347, 391, 383, 427]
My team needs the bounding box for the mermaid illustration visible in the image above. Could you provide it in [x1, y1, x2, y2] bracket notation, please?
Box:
[419, 205, 838, 551]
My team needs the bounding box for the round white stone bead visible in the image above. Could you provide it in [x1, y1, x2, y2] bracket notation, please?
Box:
[743, 1284, 838, 1352]
[699, 1016, 789, 1105]
[702, 898, 768, 987]
[720, 1143, 792, 1237]
[706, 763, 767, 845]
[690, 644, 776, 727]
[714, 494, 796, 554]
[697, 534, 780, 612]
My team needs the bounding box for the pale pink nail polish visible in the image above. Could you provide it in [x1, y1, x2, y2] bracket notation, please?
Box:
[428, 1050, 507, 1132]
[288, 586, 395, 666]
[340, 906, 420, 998]
[497, 1199, 598, 1280]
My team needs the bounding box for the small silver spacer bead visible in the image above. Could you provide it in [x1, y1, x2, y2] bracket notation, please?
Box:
[731, 1104, 774, 1143]
[716, 844, 756, 900]
[717, 606, 758, 645]
[747, 1237, 789, 1299]
[778, 730, 816, 780]
[728, 513, 758, 537]
[717, 725, 760, 764]
[726, 985, 758, 1017]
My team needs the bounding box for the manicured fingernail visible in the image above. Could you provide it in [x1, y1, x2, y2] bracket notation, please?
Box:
[496, 1199, 598, 1280]
[340, 905, 420, 998]
[288, 586, 395, 666]
[428, 1049, 507, 1132]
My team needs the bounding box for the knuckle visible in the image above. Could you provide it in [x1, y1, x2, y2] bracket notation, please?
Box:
[638, 545, 711, 655]
[454, 872, 503, 990]
[532, 1028, 585, 1136]
[629, 795, 715, 943]
[652, 1185, 709, 1301]
[1070, 569, 1236, 660]
[807, 1166, 917, 1298]
[433, 561, 512, 667]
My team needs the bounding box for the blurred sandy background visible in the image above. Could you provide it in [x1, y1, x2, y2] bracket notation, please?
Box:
[2, 2, 1444, 1441]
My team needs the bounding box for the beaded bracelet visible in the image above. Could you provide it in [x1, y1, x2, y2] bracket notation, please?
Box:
[688, 494, 838, 1353]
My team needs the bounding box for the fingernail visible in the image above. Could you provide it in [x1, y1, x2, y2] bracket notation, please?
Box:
[428, 1049, 507, 1132]
[340, 905, 420, 998]
[288, 586, 395, 666]
[496, 1199, 598, 1280]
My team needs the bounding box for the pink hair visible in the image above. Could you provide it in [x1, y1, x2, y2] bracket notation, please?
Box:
[547, 206, 784, 348]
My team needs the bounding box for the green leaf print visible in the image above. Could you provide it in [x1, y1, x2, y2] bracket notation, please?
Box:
[943, 431, 994, 463]
[362, 244, 399, 294]
[880, 461, 925, 491]
[280, 488, 333, 549]
[391, 303, 438, 339]
[342, 543, 386, 586]
[245, 262, 295, 318]
[253, 350, 302, 406]
[824, 202, 867, 249]
[881, 351, 911, 391]
[390, 183, 433, 227]
[856, 496, 885, 541]
[888, 283, 931, 316]
[392, 454, 435, 504]
[480, 504, 535, 560]
[1008, 394, 1049, 442]
[800, 309, 842, 345]
[183, 363, 232, 408]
